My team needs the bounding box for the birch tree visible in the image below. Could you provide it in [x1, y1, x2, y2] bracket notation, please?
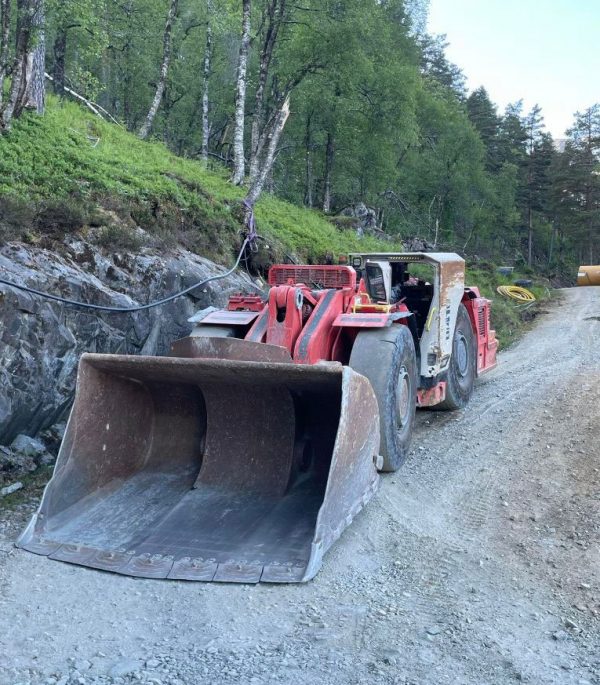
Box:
[200, 0, 212, 165]
[26, 0, 44, 114]
[245, 94, 289, 206]
[1, 0, 45, 130]
[248, 0, 286, 181]
[322, 132, 334, 212]
[230, 0, 250, 184]
[0, 0, 10, 110]
[138, 0, 178, 140]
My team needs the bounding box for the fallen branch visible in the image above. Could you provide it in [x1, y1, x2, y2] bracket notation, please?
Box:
[44, 73, 122, 126]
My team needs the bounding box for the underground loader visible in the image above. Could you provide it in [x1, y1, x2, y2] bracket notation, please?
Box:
[19, 252, 497, 583]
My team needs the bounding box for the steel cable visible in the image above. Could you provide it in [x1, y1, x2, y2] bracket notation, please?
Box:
[0, 238, 251, 313]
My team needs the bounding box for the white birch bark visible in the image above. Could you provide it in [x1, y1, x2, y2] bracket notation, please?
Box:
[138, 0, 178, 140]
[248, 0, 285, 183]
[230, 0, 251, 185]
[0, 0, 10, 110]
[245, 95, 289, 206]
[25, 0, 45, 114]
[1, 0, 38, 129]
[304, 112, 313, 207]
[322, 132, 334, 212]
[200, 3, 212, 165]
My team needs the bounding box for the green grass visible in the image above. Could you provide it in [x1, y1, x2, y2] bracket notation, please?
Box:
[0, 97, 398, 262]
[0, 97, 551, 348]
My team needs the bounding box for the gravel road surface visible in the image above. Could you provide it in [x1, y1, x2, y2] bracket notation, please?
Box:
[1, 286, 598, 685]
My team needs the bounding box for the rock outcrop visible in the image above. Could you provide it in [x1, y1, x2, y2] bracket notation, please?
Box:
[0, 233, 260, 451]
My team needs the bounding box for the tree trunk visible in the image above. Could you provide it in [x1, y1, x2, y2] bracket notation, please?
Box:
[547, 222, 556, 266]
[25, 0, 45, 114]
[527, 205, 533, 267]
[322, 132, 334, 213]
[52, 28, 67, 96]
[249, 0, 285, 183]
[1, 0, 44, 130]
[200, 7, 212, 165]
[231, 0, 251, 185]
[0, 0, 10, 111]
[122, 0, 133, 125]
[138, 0, 178, 140]
[245, 95, 289, 207]
[304, 112, 313, 207]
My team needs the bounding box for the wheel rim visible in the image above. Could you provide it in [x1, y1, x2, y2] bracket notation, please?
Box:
[455, 332, 469, 378]
[396, 366, 411, 428]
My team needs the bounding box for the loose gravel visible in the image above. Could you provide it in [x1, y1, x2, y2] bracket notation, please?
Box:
[0, 287, 598, 685]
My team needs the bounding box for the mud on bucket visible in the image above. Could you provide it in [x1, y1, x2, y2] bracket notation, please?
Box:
[18, 353, 380, 583]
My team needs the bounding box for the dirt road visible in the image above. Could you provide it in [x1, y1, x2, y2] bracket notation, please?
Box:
[1, 287, 598, 685]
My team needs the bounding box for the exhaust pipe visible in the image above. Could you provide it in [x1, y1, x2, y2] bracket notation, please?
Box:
[18, 352, 380, 583]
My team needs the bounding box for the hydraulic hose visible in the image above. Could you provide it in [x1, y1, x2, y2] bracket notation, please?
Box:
[496, 285, 536, 302]
[0, 238, 251, 313]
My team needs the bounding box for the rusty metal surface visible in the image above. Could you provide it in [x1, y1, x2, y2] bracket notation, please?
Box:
[170, 336, 292, 363]
[332, 313, 392, 328]
[201, 310, 260, 326]
[18, 354, 380, 583]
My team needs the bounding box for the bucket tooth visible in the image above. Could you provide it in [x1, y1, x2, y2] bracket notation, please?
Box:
[18, 353, 380, 583]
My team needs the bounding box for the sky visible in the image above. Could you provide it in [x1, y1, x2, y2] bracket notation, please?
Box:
[427, 0, 600, 138]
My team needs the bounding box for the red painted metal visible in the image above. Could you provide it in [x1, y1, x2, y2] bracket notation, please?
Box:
[268, 264, 357, 290]
[208, 271, 498, 382]
[245, 307, 269, 343]
[294, 289, 348, 364]
[265, 285, 305, 351]
[227, 294, 264, 312]
[417, 382, 446, 407]
[333, 312, 392, 328]
[462, 289, 498, 375]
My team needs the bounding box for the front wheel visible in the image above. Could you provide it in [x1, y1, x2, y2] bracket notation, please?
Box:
[436, 303, 476, 410]
[349, 325, 417, 472]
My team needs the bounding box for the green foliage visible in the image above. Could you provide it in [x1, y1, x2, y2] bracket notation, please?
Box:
[35, 198, 89, 236]
[96, 223, 145, 251]
[0, 0, 597, 275]
[0, 97, 399, 261]
[0, 195, 36, 243]
[466, 264, 551, 348]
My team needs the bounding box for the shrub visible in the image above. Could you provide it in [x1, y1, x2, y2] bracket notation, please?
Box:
[96, 224, 145, 251]
[0, 196, 36, 244]
[35, 198, 89, 237]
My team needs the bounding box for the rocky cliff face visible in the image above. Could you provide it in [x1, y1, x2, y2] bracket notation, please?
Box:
[0, 232, 259, 454]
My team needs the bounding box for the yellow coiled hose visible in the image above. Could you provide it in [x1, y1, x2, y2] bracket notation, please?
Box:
[496, 285, 536, 302]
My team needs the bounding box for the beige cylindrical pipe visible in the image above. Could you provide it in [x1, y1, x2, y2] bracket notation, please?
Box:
[577, 266, 600, 286]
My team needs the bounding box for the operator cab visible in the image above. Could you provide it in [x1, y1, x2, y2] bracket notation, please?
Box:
[360, 258, 434, 336]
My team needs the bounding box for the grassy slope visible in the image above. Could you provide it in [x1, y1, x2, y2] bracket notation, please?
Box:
[0, 98, 397, 262]
[0, 97, 550, 349]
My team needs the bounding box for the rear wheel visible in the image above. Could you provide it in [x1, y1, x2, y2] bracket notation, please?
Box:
[349, 325, 417, 472]
[436, 303, 476, 410]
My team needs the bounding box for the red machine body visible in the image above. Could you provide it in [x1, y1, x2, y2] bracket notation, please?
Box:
[201, 263, 497, 394]
[462, 287, 498, 374]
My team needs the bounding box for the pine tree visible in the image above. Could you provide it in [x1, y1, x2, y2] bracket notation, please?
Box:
[466, 87, 501, 172]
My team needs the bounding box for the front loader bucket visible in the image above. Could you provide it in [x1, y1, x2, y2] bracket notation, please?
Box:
[18, 353, 380, 583]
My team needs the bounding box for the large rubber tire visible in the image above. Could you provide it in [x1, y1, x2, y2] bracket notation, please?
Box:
[349, 325, 417, 472]
[436, 303, 476, 410]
